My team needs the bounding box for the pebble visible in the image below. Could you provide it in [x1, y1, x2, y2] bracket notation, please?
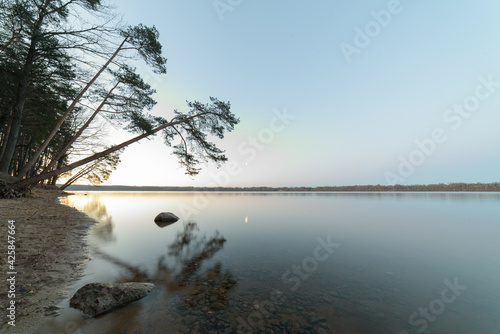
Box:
[308, 316, 320, 324]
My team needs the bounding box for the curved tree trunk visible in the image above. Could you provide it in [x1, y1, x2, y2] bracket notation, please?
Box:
[13, 112, 209, 190]
[43, 81, 120, 174]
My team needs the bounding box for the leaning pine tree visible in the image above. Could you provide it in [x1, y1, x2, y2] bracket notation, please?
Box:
[17, 24, 169, 178]
[0, 2, 239, 193]
[14, 97, 239, 190]
[0, 0, 106, 174]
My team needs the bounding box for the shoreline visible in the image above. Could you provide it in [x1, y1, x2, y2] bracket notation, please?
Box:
[65, 182, 500, 192]
[0, 188, 96, 333]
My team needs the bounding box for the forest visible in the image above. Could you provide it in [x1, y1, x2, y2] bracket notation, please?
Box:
[0, 0, 238, 195]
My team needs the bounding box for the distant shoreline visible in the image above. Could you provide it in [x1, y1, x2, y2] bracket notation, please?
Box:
[65, 182, 500, 192]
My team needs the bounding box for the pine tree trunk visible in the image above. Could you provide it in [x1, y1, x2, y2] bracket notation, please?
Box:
[13, 112, 208, 190]
[0, 4, 46, 173]
[0, 40, 38, 173]
[18, 37, 128, 178]
[43, 81, 120, 173]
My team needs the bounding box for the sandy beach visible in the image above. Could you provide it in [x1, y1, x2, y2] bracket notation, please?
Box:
[0, 187, 96, 333]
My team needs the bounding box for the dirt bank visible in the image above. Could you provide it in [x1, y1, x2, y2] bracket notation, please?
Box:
[0, 187, 96, 333]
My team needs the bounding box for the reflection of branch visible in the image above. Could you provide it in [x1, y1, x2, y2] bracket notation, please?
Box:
[167, 222, 227, 284]
[83, 197, 116, 242]
[167, 221, 199, 257]
[93, 248, 148, 281]
[92, 222, 237, 312]
[176, 231, 226, 284]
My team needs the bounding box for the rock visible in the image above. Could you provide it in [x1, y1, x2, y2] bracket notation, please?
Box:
[44, 305, 61, 316]
[210, 302, 225, 311]
[307, 316, 320, 324]
[154, 212, 179, 227]
[69, 282, 155, 317]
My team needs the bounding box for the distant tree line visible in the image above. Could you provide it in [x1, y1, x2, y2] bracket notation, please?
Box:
[66, 182, 500, 192]
[306, 183, 500, 192]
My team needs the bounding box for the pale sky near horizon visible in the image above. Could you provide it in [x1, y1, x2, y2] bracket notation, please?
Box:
[97, 0, 500, 187]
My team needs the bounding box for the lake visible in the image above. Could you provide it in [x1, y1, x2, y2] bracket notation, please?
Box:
[36, 192, 500, 334]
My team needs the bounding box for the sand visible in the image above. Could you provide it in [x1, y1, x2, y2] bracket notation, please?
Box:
[0, 187, 96, 333]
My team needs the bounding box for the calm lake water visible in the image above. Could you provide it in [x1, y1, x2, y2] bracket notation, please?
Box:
[37, 192, 500, 334]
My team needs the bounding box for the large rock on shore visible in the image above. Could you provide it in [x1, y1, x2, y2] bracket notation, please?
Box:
[69, 282, 155, 317]
[154, 212, 179, 227]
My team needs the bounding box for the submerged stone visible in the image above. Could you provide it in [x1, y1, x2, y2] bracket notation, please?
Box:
[69, 282, 155, 317]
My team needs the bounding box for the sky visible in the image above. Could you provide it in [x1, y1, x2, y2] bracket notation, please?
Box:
[97, 0, 500, 187]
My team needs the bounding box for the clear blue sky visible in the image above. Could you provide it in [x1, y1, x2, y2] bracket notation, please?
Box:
[102, 0, 500, 187]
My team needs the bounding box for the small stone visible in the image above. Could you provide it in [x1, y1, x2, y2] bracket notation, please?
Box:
[308, 316, 319, 324]
[211, 302, 225, 311]
[154, 212, 179, 227]
[44, 305, 61, 317]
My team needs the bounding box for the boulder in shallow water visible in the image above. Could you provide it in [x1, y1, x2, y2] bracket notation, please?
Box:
[154, 212, 179, 227]
[69, 282, 155, 317]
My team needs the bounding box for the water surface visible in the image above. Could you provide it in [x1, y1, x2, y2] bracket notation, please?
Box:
[37, 192, 500, 334]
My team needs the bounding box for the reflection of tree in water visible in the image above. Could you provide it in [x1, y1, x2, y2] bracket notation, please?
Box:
[82, 196, 115, 242]
[96, 222, 237, 313]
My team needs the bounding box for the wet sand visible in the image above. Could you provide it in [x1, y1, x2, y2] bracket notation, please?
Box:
[0, 188, 96, 334]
